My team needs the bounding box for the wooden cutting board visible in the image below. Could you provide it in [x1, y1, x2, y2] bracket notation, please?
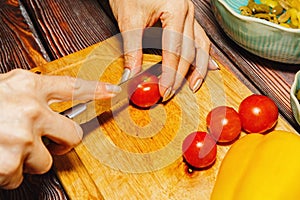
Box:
[31, 37, 297, 200]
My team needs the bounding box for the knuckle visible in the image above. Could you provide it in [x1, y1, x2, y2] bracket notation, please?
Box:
[0, 159, 23, 189]
[6, 129, 34, 148]
[0, 163, 19, 177]
[118, 18, 131, 32]
[24, 147, 53, 174]
[61, 76, 77, 91]
[63, 75, 76, 85]
[1, 178, 23, 190]
[10, 69, 36, 88]
[182, 48, 195, 63]
[2, 70, 37, 95]
[18, 134, 34, 147]
[195, 32, 211, 51]
[36, 155, 53, 174]
[21, 101, 43, 120]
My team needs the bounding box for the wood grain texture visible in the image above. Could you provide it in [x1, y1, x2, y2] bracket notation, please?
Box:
[1, 0, 299, 199]
[35, 39, 296, 199]
[0, 0, 48, 73]
[21, 0, 119, 59]
[0, 172, 67, 200]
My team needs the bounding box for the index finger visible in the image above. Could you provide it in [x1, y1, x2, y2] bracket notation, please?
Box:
[36, 75, 121, 104]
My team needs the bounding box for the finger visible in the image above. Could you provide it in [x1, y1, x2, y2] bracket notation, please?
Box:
[36, 75, 121, 104]
[74, 81, 121, 100]
[208, 56, 220, 70]
[118, 18, 145, 82]
[160, 4, 188, 101]
[23, 138, 53, 174]
[192, 52, 219, 71]
[38, 110, 83, 155]
[172, 1, 196, 92]
[193, 21, 211, 52]
[189, 21, 211, 93]
[0, 150, 24, 189]
[189, 48, 209, 93]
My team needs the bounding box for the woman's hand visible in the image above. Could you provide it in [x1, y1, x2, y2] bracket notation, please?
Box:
[109, 0, 217, 101]
[0, 69, 120, 189]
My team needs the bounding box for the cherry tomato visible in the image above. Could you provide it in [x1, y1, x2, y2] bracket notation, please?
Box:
[206, 106, 241, 143]
[238, 94, 278, 133]
[129, 73, 161, 108]
[182, 131, 217, 169]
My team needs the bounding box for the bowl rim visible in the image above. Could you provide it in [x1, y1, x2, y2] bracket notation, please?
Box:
[290, 71, 300, 114]
[217, 0, 300, 33]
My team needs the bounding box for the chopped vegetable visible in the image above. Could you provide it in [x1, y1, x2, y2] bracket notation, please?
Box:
[240, 0, 300, 28]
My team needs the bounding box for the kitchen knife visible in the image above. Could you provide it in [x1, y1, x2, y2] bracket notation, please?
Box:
[60, 61, 162, 122]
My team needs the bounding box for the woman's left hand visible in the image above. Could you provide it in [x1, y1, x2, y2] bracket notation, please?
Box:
[109, 0, 217, 101]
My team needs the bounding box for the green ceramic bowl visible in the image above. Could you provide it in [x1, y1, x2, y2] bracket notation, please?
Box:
[291, 71, 300, 125]
[211, 0, 300, 64]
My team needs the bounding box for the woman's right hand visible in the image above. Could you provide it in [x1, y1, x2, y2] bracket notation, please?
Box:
[0, 69, 121, 189]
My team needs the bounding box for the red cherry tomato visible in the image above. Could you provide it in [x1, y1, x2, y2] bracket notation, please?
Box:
[182, 131, 217, 169]
[129, 73, 161, 108]
[238, 94, 278, 133]
[206, 106, 241, 143]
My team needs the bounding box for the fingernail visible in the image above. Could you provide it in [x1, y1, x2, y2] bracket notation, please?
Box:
[121, 68, 131, 83]
[209, 57, 220, 70]
[191, 78, 203, 93]
[105, 84, 121, 93]
[162, 87, 175, 102]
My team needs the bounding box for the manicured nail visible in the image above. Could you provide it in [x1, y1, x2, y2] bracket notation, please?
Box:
[105, 84, 121, 93]
[162, 87, 175, 102]
[192, 78, 203, 93]
[121, 68, 131, 83]
[209, 57, 220, 70]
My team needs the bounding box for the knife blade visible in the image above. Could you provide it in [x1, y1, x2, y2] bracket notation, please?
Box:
[60, 61, 162, 122]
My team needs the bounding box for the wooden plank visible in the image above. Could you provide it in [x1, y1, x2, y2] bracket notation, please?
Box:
[53, 151, 104, 200]
[0, 0, 48, 73]
[34, 38, 296, 199]
[21, 0, 119, 59]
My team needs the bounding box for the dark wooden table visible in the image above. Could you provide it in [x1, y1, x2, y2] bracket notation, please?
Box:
[1, 0, 299, 199]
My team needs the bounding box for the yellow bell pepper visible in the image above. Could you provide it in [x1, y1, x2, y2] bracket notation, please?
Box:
[211, 130, 300, 200]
